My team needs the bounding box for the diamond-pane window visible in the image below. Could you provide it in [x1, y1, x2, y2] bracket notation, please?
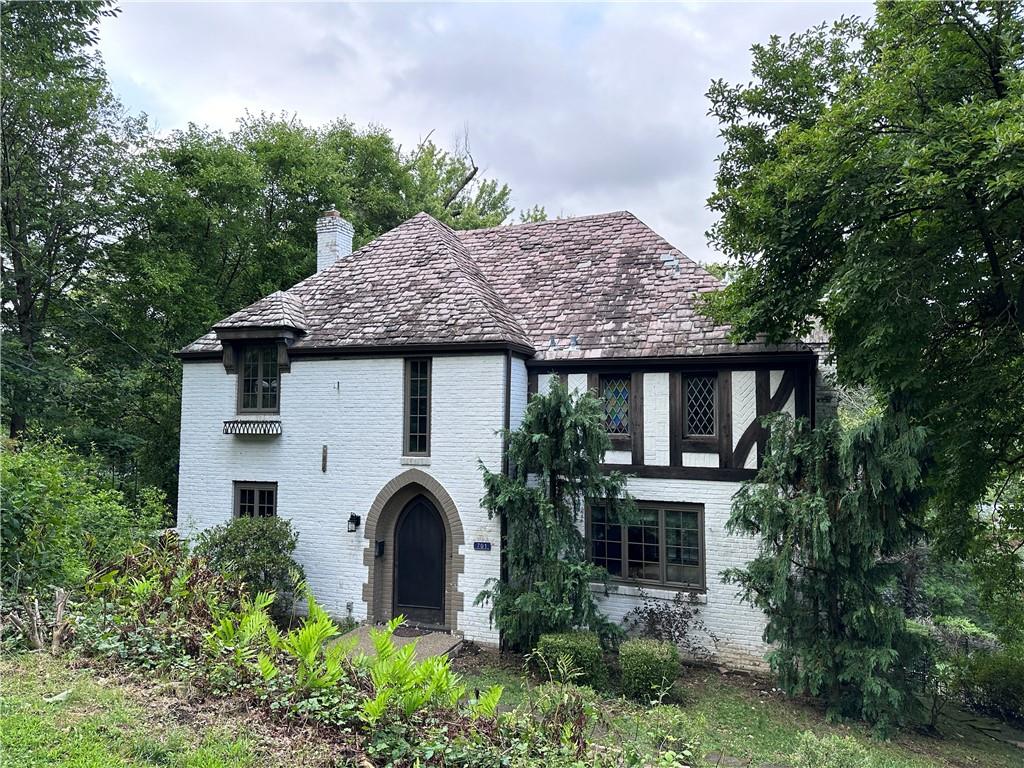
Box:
[601, 375, 630, 434]
[685, 375, 716, 437]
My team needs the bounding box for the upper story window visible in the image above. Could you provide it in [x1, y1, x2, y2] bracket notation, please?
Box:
[588, 502, 705, 589]
[600, 374, 631, 435]
[238, 344, 280, 413]
[234, 481, 277, 518]
[404, 358, 431, 456]
[684, 375, 716, 437]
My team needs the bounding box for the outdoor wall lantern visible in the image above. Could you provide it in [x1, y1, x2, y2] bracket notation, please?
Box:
[347, 514, 361, 533]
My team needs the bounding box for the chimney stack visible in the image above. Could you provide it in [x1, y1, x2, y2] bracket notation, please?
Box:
[316, 208, 354, 272]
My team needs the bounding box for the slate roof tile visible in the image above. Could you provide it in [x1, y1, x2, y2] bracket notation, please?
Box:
[181, 210, 807, 359]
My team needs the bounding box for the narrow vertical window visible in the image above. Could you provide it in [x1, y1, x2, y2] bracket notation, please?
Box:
[234, 482, 277, 518]
[684, 375, 716, 437]
[404, 358, 431, 456]
[600, 374, 631, 435]
[238, 344, 280, 412]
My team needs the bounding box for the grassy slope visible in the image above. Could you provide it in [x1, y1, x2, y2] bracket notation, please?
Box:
[3, 651, 1019, 768]
[455, 653, 1023, 768]
[0, 653, 334, 768]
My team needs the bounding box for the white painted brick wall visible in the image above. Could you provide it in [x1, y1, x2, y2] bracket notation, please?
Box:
[643, 373, 670, 466]
[177, 354, 506, 645]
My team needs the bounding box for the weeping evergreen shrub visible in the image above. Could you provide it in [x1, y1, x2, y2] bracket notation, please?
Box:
[476, 378, 635, 650]
[725, 408, 928, 733]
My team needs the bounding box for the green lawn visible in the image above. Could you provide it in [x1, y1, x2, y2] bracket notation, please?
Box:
[455, 652, 1024, 768]
[0, 653, 332, 768]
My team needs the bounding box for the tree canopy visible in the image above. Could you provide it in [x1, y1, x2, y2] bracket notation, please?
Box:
[703, 1, 1023, 605]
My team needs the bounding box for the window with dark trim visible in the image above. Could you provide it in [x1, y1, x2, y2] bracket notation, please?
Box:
[600, 374, 631, 436]
[234, 481, 277, 518]
[684, 375, 716, 438]
[588, 502, 704, 589]
[237, 344, 280, 413]
[404, 358, 431, 456]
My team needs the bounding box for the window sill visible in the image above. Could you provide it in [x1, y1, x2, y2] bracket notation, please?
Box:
[401, 456, 431, 466]
[589, 582, 706, 602]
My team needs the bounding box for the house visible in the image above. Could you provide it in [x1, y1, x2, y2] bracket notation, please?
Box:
[176, 208, 831, 670]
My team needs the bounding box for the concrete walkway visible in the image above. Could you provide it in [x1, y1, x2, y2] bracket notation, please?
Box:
[343, 624, 462, 662]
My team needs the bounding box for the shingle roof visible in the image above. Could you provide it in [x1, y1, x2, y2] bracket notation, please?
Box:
[181, 210, 808, 359]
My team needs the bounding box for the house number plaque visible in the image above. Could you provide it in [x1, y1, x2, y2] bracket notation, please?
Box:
[473, 542, 492, 551]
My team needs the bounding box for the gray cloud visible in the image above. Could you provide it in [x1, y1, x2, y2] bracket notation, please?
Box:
[99, 1, 870, 262]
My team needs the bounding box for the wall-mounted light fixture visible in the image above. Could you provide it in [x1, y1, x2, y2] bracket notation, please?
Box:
[347, 513, 361, 533]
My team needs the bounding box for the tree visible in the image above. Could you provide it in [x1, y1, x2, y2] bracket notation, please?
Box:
[1, 0, 143, 437]
[703, 1, 1023, 626]
[476, 379, 635, 650]
[725, 410, 928, 732]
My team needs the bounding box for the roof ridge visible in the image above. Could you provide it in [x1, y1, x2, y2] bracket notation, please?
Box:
[458, 209, 635, 234]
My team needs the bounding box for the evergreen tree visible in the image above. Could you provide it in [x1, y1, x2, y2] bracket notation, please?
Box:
[725, 409, 928, 732]
[477, 379, 635, 650]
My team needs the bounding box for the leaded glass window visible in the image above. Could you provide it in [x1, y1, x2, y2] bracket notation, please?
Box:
[238, 344, 279, 412]
[235, 482, 277, 518]
[405, 358, 431, 456]
[588, 503, 704, 588]
[601, 375, 630, 434]
[685, 375, 716, 437]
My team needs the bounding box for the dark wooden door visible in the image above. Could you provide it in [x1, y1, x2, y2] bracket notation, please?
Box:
[393, 496, 445, 625]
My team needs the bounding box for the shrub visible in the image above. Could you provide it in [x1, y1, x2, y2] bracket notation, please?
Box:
[533, 631, 606, 689]
[788, 731, 871, 768]
[1, 437, 166, 593]
[195, 516, 304, 617]
[619, 638, 681, 701]
[963, 648, 1024, 722]
[623, 588, 718, 662]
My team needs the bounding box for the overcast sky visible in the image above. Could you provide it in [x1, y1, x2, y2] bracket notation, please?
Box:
[99, 1, 870, 262]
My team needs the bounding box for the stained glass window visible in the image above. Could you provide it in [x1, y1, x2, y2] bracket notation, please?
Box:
[601, 375, 630, 434]
[685, 375, 716, 437]
[589, 503, 704, 587]
[235, 482, 277, 518]
[239, 344, 279, 412]
[405, 358, 431, 455]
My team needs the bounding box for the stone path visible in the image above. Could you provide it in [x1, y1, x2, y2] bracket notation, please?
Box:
[342, 624, 462, 662]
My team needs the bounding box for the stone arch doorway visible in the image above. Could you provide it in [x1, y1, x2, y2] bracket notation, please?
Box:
[393, 496, 445, 625]
[362, 469, 465, 630]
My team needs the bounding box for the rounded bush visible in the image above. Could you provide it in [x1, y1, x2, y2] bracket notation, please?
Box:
[619, 638, 680, 701]
[964, 648, 1024, 722]
[533, 631, 607, 689]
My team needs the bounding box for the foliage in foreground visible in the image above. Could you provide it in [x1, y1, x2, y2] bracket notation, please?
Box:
[1, 436, 166, 594]
[195, 515, 305, 618]
[477, 378, 635, 650]
[22, 535, 711, 766]
[725, 411, 928, 732]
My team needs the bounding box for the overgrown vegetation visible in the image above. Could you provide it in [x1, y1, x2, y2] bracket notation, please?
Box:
[1, 436, 166, 594]
[476, 378, 635, 650]
[533, 632, 607, 689]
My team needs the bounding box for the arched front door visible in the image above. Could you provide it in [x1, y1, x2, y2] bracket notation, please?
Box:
[393, 495, 445, 626]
